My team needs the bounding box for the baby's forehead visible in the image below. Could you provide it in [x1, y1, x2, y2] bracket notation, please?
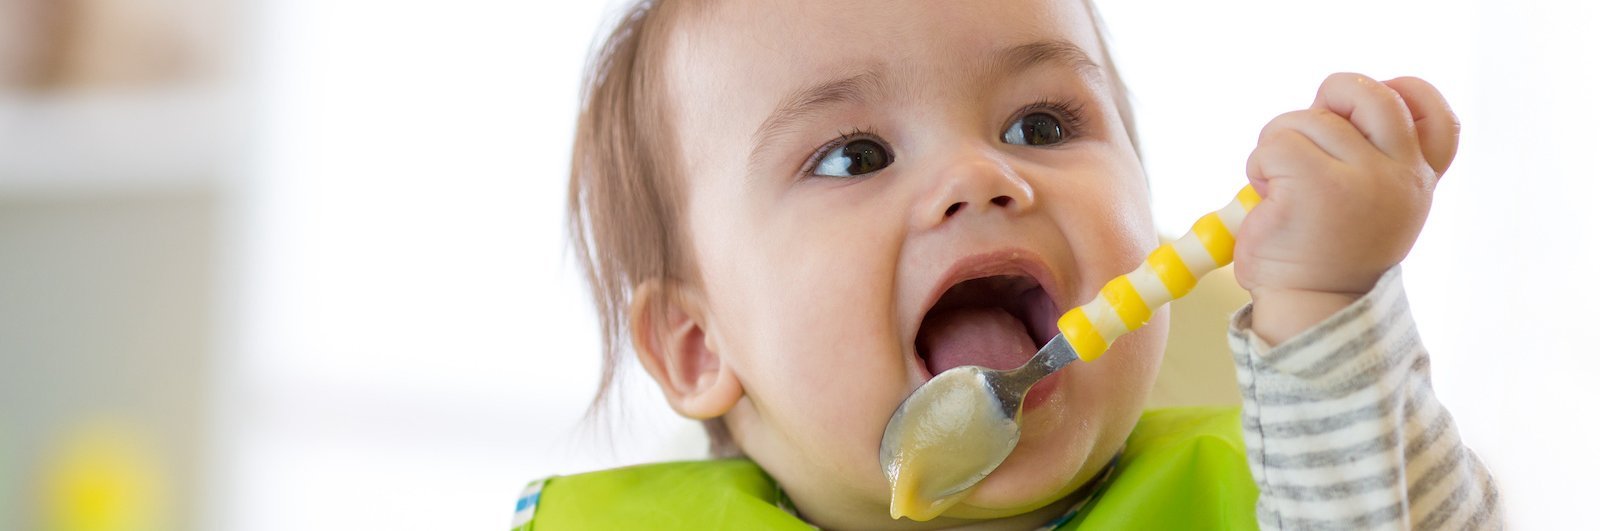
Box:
[661, 0, 1110, 160]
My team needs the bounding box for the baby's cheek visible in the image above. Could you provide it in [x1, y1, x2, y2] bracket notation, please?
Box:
[726, 254, 907, 469]
[701, 176, 931, 501]
[729, 335, 907, 511]
[771, 308, 903, 444]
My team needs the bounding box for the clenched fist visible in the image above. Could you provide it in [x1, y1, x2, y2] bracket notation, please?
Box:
[1234, 73, 1461, 345]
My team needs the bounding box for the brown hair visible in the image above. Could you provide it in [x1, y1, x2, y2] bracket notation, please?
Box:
[568, 0, 741, 456]
[570, 0, 1137, 458]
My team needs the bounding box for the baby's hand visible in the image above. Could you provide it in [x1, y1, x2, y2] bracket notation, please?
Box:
[1235, 73, 1460, 345]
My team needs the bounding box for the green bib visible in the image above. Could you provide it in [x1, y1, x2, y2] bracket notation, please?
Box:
[518, 406, 1258, 530]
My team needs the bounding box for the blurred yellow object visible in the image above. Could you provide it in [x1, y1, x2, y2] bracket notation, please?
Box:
[41, 422, 166, 531]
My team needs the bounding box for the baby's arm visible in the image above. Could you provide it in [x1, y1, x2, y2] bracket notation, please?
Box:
[1230, 74, 1500, 529]
[1230, 268, 1499, 529]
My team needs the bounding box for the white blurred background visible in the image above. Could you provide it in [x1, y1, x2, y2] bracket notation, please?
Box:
[0, 0, 1593, 530]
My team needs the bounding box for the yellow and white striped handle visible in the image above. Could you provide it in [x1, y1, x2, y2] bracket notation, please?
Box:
[1057, 184, 1261, 361]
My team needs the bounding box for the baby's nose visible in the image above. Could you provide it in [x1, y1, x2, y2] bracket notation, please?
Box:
[917, 153, 1035, 229]
[944, 194, 1015, 217]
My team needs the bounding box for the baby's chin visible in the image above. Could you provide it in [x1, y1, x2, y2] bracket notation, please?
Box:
[930, 379, 1116, 519]
[930, 451, 1110, 521]
[929, 322, 1163, 520]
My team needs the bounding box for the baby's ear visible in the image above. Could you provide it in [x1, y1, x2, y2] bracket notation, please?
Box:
[629, 280, 743, 420]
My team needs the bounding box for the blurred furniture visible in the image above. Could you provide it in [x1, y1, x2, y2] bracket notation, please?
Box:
[1, 1, 230, 530]
[1149, 264, 1250, 408]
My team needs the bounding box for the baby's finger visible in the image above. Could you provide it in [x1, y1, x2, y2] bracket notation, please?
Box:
[1258, 108, 1377, 165]
[1310, 73, 1421, 164]
[1382, 76, 1461, 177]
[1246, 127, 1342, 193]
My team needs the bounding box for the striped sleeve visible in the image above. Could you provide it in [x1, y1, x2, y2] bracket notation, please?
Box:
[1229, 267, 1502, 530]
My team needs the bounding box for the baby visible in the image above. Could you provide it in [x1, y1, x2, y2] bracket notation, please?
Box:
[516, 0, 1501, 529]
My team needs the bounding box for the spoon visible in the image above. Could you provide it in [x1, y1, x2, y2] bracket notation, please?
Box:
[879, 184, 1261, 521]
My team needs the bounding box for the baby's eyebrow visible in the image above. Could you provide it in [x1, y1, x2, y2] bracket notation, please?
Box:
[746, 39, 1099, 171]
[749, 70, 886, 170]
[985, 38, 1100, 81]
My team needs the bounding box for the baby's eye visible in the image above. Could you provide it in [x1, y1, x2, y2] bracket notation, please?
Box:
[814, 138, 893, 177]
[1002, 112, 1067, 146]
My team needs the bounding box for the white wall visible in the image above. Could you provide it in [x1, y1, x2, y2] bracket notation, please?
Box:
[217, 1, 701, 530]
[225, 1, 1597, 529]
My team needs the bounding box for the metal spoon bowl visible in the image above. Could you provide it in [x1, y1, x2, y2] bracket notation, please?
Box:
[878, 335, 1079, 500]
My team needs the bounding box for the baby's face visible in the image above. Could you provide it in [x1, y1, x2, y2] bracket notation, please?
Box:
[664, 0, 1164, 526]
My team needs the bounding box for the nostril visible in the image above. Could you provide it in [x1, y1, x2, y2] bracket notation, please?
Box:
[944, 202, 964, 217]
[991, 196, 1012, 208]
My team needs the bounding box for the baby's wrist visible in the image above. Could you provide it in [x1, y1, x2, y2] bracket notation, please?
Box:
[1247, 286, 1364, 347]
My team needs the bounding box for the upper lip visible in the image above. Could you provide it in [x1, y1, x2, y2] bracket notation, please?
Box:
[911, 248, 1067, 366]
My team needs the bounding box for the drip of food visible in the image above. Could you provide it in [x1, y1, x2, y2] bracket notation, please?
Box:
[880, 185, 1261, 520]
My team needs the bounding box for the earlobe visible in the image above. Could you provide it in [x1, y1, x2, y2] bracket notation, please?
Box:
[629, 280, 743, 420]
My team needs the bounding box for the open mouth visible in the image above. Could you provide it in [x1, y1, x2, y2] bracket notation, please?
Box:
[914, 274, 1061, 377]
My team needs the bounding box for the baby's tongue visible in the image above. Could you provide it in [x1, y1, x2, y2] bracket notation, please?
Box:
[919, 306, 1037, 375]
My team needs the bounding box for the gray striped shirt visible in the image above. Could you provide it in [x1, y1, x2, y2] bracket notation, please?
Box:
[1229, 267, 1502, 530]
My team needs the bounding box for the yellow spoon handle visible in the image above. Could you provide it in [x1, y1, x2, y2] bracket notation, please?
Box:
[1057, 185, 1261, 361]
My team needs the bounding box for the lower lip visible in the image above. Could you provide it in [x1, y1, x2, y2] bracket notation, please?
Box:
[911, 347, 1066, 411]
[1022, 368, 1064, 411]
